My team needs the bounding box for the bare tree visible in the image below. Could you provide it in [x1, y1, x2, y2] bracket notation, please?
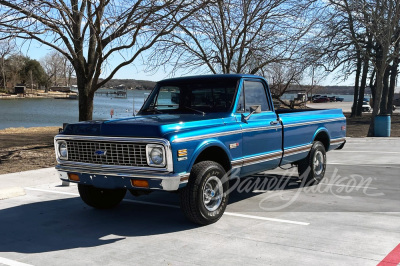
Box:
[148, 0, 319, 76]
[0, 39, 15, 90]
[259, 62, 304, 108]
[0, 0, 207, 121]
[41, 51, 64, 87]
[321, 0, 400, 135]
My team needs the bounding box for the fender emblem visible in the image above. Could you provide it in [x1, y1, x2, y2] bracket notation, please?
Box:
[229, 143, 239, 149]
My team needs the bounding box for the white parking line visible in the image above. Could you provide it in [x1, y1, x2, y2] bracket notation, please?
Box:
[319, 183, 378, 190]
[333, 150, 400, 154]
[24, 187, 309, 226]
[224, 212, 309, 225]
[327, 163, 400, 168]
[24, 187, 77, 196]
[0, 257, 33, 266]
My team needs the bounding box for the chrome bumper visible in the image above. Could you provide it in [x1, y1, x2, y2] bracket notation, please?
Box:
[55, 164, 189, 191]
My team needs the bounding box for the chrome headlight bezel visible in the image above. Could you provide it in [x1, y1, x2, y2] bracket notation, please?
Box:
[57, 140, 68, 160]
[146, 144, 166, 167]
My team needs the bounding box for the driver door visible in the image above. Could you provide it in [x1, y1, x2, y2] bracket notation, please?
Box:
[235, 79, 282, 176]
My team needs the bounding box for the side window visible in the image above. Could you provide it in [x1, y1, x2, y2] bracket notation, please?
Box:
[244, 80, 270, 112]
[156, 86, 180, 110]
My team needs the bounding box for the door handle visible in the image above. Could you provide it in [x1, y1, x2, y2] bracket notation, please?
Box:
[270, 120, 279, 125]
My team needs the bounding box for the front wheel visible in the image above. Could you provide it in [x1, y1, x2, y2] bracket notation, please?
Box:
[297, 141, 327, 185]
[180, 161, 229, 225]
[78, 184, 126, 209]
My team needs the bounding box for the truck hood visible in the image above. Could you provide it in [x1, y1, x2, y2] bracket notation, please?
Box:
[62, 113, 231, 139]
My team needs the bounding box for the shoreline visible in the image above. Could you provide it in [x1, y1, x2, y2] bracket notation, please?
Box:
[0, 92, 77, 100]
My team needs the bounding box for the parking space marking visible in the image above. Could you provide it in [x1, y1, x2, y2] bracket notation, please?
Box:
[24, 187, 77, 196]
[24, 187, 309, 226]
[333, 150, 400, 154]
[223, 212, 309, 225]
[378, 243, 400, 266]
[327, 163, 400, 168]
[319, 183, 378, 190]
[0, 257, 33, 266]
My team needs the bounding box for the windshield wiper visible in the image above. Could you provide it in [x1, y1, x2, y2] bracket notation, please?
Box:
[183, 106, 206, 115]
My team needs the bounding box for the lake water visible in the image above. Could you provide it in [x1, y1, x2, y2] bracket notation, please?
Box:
[0, 90, 151, 130]
[0, 90, 357, 130]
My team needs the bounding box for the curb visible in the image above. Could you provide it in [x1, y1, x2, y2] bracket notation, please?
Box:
[0, 187, 26, 200]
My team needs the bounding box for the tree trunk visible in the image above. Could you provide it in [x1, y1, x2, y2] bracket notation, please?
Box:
[1, 56, 5, 90]
[78, 90, 94, 121]
[387, 39, 399, 115]
[369, 69, 376, 100]
[379, 66, 390, 115]
[356, 56, 369, 116]
[76, 70, 95, 121]
[351, 51, 361, 117]
[367, 46, 387, 137]
[357, 35, 372, 117]
[387, 61, 398, 115]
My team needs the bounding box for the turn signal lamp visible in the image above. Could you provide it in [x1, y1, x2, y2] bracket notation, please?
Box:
[131, 179, 149, 188]
[68, 173, 80, 181]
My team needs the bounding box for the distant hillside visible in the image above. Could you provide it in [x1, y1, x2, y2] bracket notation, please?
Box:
[286, 85, 371, 95]
[101, 79, 156, 90]
[71, 78, 373, 94]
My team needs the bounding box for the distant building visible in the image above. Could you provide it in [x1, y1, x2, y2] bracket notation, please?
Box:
[14, 85, 26, 94]
[115, 84, 126, 90]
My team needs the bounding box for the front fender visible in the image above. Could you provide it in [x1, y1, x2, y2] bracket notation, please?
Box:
[186, 139, 232, 173]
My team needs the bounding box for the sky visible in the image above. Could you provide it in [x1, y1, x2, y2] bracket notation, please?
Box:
[16, 38, 360, 87]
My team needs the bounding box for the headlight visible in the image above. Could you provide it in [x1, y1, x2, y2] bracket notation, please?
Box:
[146, 144, 166, 167]
[58, 140, 68, 160]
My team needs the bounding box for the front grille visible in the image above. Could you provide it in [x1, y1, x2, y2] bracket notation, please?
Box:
[65, 140, 148, 167]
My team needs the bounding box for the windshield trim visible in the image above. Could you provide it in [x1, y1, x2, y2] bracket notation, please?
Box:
[138, 78, 241, 115]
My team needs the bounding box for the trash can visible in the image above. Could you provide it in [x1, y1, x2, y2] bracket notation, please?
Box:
[374, 114, 391, 137]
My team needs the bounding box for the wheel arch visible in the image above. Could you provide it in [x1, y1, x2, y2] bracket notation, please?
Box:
[313, 128, 330, 151]
[187, 140, 232, 173]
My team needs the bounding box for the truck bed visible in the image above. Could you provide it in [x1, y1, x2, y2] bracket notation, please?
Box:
[276, 108, 346, 165]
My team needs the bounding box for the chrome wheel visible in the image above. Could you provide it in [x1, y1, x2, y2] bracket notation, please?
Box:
[313, 150, 325, 176]
[202, 176, 223, 212]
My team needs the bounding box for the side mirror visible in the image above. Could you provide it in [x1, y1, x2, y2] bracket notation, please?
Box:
[241, 105, 261, 122]
[249, 105, 261, 114]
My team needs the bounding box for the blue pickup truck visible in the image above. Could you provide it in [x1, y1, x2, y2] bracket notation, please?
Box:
[54, 74, 346, 225]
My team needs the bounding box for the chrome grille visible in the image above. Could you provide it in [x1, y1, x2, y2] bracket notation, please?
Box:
[65, 140, 147, 167]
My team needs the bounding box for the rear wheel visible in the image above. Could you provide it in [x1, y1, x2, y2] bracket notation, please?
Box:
[297, 141, 326, 185]
[78, 184, 126, 209]
[180, 161, 229, 225]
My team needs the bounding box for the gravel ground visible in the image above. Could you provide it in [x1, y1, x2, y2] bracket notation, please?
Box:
[0, 127, 59, 174]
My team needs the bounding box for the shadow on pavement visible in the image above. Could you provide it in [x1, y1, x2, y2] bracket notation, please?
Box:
[228, 174, 302, 204]
[0, 173, 301, 254]
[0, 195, 196, 254]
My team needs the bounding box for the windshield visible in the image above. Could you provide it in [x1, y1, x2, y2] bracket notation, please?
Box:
[139, 79, 239, 115]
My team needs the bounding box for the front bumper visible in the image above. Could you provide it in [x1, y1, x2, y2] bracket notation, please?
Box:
[56, 164, 189, 191]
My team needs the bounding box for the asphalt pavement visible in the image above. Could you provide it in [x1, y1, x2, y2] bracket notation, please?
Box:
[0, 138, 399, 265]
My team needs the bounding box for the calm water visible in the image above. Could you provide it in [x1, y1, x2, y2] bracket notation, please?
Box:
[0, 91, 357, 130]
[0, 90, 151, 130]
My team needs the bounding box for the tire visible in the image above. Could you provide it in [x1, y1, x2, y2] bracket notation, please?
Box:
[180, 161, 229, 225]
[78, 184, 126, 209]
[297, 141, 327, 185]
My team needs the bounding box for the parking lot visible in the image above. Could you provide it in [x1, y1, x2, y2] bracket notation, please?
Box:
[0, 138, 399, 265]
